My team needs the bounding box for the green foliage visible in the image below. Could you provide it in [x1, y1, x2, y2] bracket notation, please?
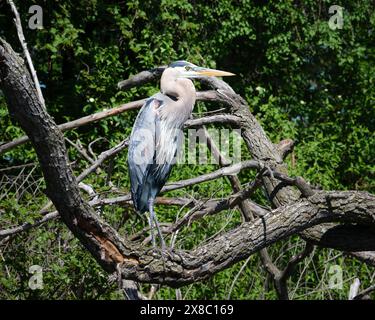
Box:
[0, 0, 374, 300]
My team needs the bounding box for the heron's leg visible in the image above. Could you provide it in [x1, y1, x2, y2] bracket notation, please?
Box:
[148, 199, 166, 250]
[148, 211, 156, 248]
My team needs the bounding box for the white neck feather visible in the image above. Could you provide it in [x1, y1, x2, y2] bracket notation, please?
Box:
[160, 69, 196, 127]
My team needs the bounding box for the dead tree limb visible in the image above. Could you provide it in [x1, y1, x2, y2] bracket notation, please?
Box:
[117, 66, 166, 90]
[0, 99, 145, 154]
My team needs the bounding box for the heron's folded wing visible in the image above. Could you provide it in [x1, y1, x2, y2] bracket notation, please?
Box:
[128, 97, 161, 209]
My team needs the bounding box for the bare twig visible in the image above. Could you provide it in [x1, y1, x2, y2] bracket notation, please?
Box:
[202, 124, 294, 300]
[66, 138, 95, 164]
[0, 196, 193, 240]
[201, 127, 257, 221]
[280, 242, 314, 281]
[258, 249, 288, 299]
[0, 211, 59, 239]
[78, 182, 99, 202]
[0, 162, 37, 172]
[77, 138, 129, 182]
[7, 0, 45, 107]
[227, 256, 252, 299]
[353, 283, 375, 300]
[185, 114, 241, 127]
[88, 137, 107, 161]
[163, 160, 259, 191]
[167, 178, 263, 232]
[259, 241, 314, 300]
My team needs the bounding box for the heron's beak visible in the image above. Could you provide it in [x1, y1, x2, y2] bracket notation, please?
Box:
[183, 66, 235, 78]
[194, 67, 235, 77]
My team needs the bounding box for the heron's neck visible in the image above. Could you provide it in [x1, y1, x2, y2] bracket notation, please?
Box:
[174, 78, 196, 106]
[161, 72, 195, 100]
[160, 72, 196, 125]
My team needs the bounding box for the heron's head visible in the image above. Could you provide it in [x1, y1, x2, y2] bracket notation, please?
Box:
[168, 60, 235, 79]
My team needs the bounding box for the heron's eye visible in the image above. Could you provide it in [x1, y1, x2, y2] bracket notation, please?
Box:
[185, 66, 192, 71]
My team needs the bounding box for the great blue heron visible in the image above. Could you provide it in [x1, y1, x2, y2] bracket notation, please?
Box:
[128, 61, 234, 249]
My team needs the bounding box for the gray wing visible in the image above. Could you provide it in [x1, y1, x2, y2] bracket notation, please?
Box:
[127, 95, 174, 212]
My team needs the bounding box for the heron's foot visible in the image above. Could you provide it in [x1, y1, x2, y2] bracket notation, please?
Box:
[159, 248, 175, 270]
[146, 240, 165, 253]
[145, 246, 163, 260]
[149, 242, 174, 261]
